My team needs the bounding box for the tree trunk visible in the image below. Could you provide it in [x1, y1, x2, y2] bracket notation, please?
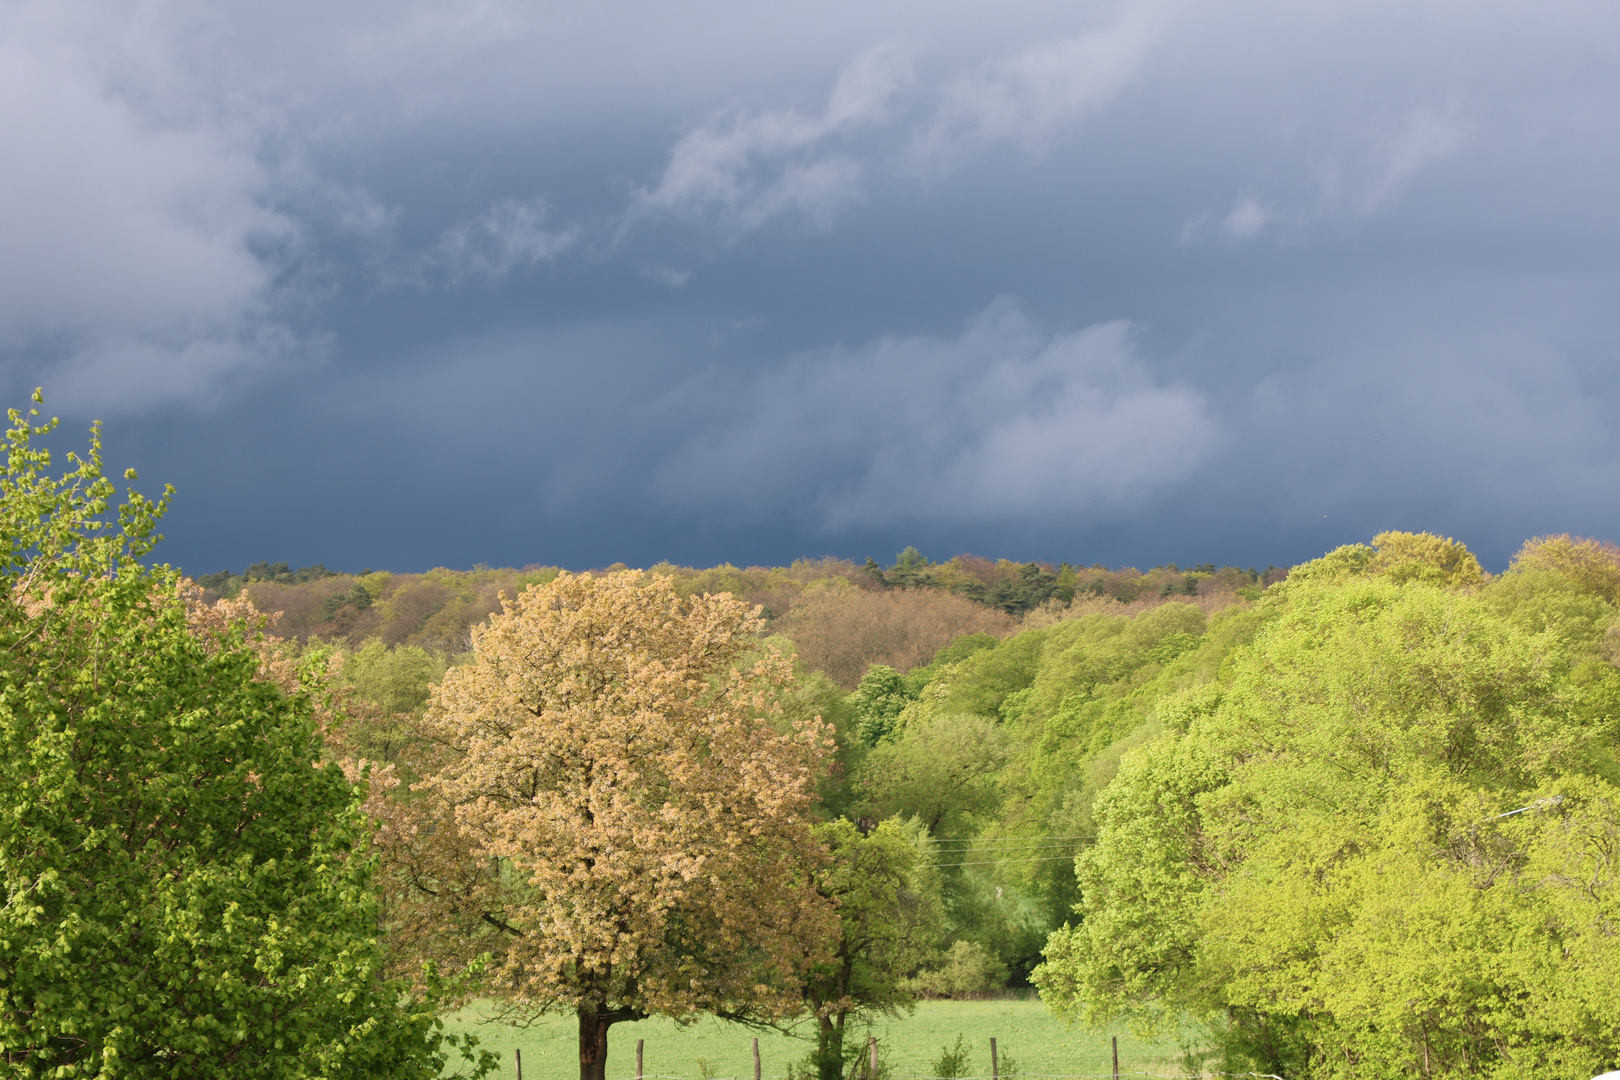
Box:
[817, 1013, 846, 1080]
[580, 1006, 641, 1080]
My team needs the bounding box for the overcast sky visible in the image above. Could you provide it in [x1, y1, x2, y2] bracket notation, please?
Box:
[3, 0, 1617, 574]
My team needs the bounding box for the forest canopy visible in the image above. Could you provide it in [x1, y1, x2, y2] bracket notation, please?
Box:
[204, 532, 1620, 1080]
[21, 480, 1606, 1080]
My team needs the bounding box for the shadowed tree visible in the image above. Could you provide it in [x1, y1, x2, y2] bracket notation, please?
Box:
[799, 818, 942, 1080]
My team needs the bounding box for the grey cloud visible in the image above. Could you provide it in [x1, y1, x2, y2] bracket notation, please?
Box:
[0, 7, 299, 407]
[335, 0, 535, 78]
[47, 325, 320, 414]
[5, 0, 1620, 573]
[660, 300, 1220, 530]
[910, 7, 1160, 169]
[1342, 99, 1471, 214]
[0, 48, 275, 336]
[426, 198, 577, 286]
[1245, 329, 1620, 519]
[1222, 198, 1272, 240]
[627, 12, 1161, 239]
[1180, 95, 1472, 246]
[627, 48, 911, 236]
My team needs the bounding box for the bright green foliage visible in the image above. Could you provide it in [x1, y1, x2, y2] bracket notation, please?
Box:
[930, 631, 1051, 720]
[904, 941, 1008, 999]
[342, 638, 446, 721]
[1016, 601, 1208, 751]
[773, 658, 865, 818]
[857, 713, 1011, 834]
[1034, 545, 1620, 1079]
[0, 399, 484, 1079]
[898, 600, 1267, 952]
[848, 665, 915, 746]
[1367, 529, 1486, 587]
[338, 638, 449, 771]
[1509, 534, 1620, 605]
[801, 819, 942, 1080]
[913, 634, 1002, 679]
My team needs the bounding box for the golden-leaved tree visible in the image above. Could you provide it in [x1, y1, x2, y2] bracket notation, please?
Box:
[391, 570, 838, 1080]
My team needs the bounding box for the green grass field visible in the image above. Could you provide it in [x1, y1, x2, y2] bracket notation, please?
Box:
[442, 1000, 1197, 1080]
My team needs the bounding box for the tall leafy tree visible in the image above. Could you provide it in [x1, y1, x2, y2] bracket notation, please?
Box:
[800, 819, 942, 1080]
[0, 396, 481, 1079]
[406, 570, 839, 1080]
[847, 664, 915, 746]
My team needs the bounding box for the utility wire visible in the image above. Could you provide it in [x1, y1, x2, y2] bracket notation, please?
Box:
[929, 834, 1095, 845]
[925, 855, 1081, 868]
[928, 841, 1088, 849]
[926, 848, 1088, 854]
[612, 1073, 1278, 1080]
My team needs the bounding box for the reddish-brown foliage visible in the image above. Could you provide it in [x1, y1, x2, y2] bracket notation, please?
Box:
[779, 585, 1017, 688]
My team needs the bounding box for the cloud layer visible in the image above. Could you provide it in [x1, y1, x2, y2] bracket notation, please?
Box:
[1, 0, 1617, 570]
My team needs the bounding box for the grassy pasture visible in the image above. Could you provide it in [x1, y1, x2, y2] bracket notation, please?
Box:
[444, 1000, 1195, 1080]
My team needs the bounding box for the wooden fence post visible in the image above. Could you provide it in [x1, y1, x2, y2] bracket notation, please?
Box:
[515, 1048, 523, 1080]
[1111, 1036, 1119, 1080]
[990, 1038, 999, 1080]
[637, 1038, 645, 1080]
[753, 1037, 762, 1080]
[868, 1036, 878, 1080]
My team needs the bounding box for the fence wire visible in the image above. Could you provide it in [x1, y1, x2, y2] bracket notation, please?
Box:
[601, 1073, 1281, 1080]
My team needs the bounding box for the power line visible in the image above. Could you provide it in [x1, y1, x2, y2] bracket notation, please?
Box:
[929, 834, 1094, 846]
[929, 842, 1087, 850]
[927, 848, 1087, 855]
[933, 841, 1095, 848]
[925, 855, 1082, 868]
[925, 841, 1095, 856]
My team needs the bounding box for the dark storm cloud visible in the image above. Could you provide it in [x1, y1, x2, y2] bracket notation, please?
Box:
[2, 0, 1618, 571]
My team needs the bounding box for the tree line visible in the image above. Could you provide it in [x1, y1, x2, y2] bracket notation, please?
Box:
[188, 550, 1280, 683]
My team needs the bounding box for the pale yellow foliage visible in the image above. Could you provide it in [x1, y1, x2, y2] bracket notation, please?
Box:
[1369, 530, 1487, 588]
[1510, 534, 1620, 603]
[401, 570, 839, 1044]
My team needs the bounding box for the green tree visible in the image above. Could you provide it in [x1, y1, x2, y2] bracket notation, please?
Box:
[1034, 550, 1620, 1079]
[904, 940, 1009, 999]
[887, 546, 934, 588]
[0, 397, 483, 1079]
[986, 562, 1062, 615]
[858, 712, 1010, 834]
[801, 819, 942, 1080]
[339, 637, 449, 770]
[848, 664, 915, 746]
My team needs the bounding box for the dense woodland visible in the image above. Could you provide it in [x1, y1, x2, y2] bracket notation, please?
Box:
[8, 406, 1620, 1080]
[193, 536, 1620, 1078]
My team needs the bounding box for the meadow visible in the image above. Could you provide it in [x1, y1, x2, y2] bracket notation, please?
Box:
[444, 1000, 1194, 1080]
